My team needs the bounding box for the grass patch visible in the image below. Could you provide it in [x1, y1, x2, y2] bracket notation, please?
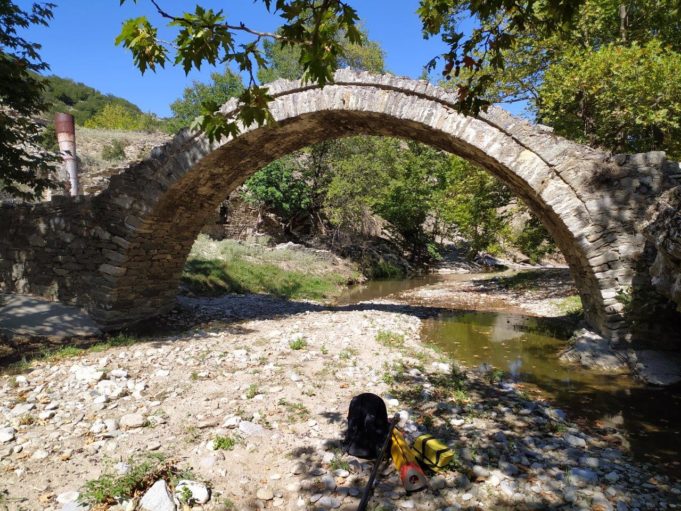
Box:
[213, 435, 238, 451]
[375, 330, 405, 349]
[329, 450, 350, 471]
[555, 295, 583, 316]
[246, 384, 259, 399]
[80, 453, 171, 505]
[181, 235, 354, 300]
[184, 425, 201, 443]
[339, 347, 358, 361]
[2, 334, 140, 375]
[41, 334, 139, 362]
[182, 258, 347, 300]
[278, 398, 311, 422]
[365, 259, 405, 279]
[289, 337, 307, 350]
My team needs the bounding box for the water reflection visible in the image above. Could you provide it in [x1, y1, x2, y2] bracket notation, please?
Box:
[421, 310, 681, 475]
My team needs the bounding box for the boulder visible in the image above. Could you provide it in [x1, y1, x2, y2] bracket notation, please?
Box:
[139, 480, 175, 511]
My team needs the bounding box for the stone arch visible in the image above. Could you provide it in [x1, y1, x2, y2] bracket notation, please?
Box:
[1, 70, 677, 343]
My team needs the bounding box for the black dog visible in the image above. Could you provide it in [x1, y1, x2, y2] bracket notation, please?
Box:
[343, 393, 390, 459]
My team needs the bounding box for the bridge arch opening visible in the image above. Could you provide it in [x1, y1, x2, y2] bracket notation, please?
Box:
[94, 78, 605, 334]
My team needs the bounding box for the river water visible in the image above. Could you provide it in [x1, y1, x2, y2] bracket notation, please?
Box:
[335, 271, 681, 476]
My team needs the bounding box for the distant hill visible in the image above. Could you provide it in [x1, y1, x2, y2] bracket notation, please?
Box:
[41, 75, 143, 125]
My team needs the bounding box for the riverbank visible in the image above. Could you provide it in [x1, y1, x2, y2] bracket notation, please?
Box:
[180, 235, 364, 301]
[1, 293, 679, 510]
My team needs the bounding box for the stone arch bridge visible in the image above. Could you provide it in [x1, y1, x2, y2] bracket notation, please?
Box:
[1, 70, 679, 346]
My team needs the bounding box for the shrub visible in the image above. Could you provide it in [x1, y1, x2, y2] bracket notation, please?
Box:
[289, 337, 307, 350]
[375, 330, 405, 348]
[81, 453, 168, 504]
[213, 435, 237, 451]
[101, 139, 128, 161]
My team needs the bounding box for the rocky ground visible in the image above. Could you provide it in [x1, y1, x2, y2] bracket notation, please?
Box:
[394, 268, 580, 319]
[75, 127, 172, 196]
[1, 292, 680, 511]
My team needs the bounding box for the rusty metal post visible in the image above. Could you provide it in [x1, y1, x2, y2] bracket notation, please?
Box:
[55, 113, 79, 196]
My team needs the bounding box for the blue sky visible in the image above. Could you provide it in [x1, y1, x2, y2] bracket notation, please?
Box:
[20, 1, 522, 117]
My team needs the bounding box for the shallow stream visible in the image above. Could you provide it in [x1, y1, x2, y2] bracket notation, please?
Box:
[336, 272, 681, 475]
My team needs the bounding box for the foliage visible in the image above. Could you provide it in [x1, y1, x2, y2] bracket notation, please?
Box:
[83, 103, 164, 132]
[375, 330, 406, 349]
[555, 295, 583, 316]
[435, 158, 513, 257]
[167, 69, 244, 133]
[213, 435, 237, 450]
[539, 40, 681, 159]
[182, 258, 346, 300]
[116, 0, 361, 142]
[257, 25, 384, 83]
[101, 139, 128, 161]
[0, 1, 57, 199]
[289, 337, 307, 350]
[244, 28, 384, 234]
[418, 0, 585, 113]
[117, 0, 593, 130]
[370, 141, 451, 261]
[366, 259, 406, 280]
[506, 209, 556, 263]
[182, 236, 359, 299]
[278, 398, 311, 422]
[443, 0, 681, 159]
[42, 75, 144, 126]
[242, 157, 315, 227]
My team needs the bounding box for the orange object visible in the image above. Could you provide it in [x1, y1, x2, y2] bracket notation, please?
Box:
[390, 428, 428, 492]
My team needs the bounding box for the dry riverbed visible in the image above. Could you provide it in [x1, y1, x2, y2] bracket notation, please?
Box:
[1, 293, 680, 511]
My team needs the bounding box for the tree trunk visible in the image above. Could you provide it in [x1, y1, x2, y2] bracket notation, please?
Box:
[619, 4, 628, 43]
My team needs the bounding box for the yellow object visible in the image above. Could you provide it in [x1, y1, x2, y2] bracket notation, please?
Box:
[391, 428, 428, 492]
[413, 434, 454, 472]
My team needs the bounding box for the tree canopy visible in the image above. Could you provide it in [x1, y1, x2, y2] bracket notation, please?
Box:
[115, 0, 593, 141]
[41, 75, 144, 126]
[167, 69, 245, 133]
[0, 1, 56, 200]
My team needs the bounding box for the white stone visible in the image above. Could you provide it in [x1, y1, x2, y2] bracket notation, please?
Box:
[564, 433, 586, 448]
[256, 487, 274, 500]
[239, 421, 264, 436]
[0, 427, 16, 443]
[61, 503, 90, 511]
[11, 403, 35, 416]
[31, 449, 49, 460]
[317, 496, 341, 509]
[71, 365, 104, 383]
[95, 380, 127, 399]
[110, 369, 128, 378]
[104, 419, 119, 432]
[223, 416, 241, 428]
[56, 491, 80, 504]
[175, 480, 210, 504]
[139, 480, 176, 511]
[120, 413, 146, 429]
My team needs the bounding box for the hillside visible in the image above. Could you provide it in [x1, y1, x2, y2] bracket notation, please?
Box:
[41, 75, 144, 126]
